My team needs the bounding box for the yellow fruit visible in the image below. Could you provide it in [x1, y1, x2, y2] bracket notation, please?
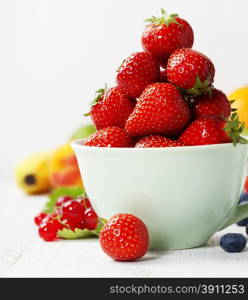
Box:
[228, 86, 248, 129]
[15, 151, 53, 194]
[48, 144, 83, 188]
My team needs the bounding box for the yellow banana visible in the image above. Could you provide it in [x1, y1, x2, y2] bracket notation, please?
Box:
[15, 151, 54, 194]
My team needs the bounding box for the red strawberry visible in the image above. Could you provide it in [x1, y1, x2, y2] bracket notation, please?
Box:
[142, 9, 194, 67]
[99, 213, 149, 261]
[193, 88, 231, 119]
[167, 48, 215, 95]
[85, 127, 133, 147]
[159, 69, 168, 82]
[116, 51, 160, 98]
[135, 135, 184, 147]
[125, 83, 191, 137]
[87, 86, 135, 130]
[179, 114, 247, 146]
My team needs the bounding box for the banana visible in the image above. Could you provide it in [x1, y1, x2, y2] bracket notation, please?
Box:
[15, 151, 54, 194]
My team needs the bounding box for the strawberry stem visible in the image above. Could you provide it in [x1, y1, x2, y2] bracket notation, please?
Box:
[145, 9, 181, 27]
[92, 86, 106, 105]
[84, 85, 107, 117]
[224, 112, 248, 145]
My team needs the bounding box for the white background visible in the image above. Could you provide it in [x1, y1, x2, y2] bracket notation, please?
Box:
[1, 0, 248, 178]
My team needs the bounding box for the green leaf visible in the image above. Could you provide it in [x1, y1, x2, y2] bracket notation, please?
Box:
[69, 124, 96, 141]
[58, 228, 92, 239]
[57, 218, 107, 239]
[43, 186, 85, 214]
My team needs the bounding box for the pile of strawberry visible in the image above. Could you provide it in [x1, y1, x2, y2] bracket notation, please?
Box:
[84, 9, 247, 148]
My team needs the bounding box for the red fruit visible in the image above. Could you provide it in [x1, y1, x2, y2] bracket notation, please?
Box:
[63, 218, 85, 231]
[34, 212, 47, 226]
[116, 51, 160, 98]
[244, 177, 248, 194]
[38, 221, 59, 242]
[79, 196, 91, 209]
[84, 208, 98, 230]
[56, 196, 73, 207]
[142, 9, 194, 67]
[135, 135, 184, 148]
[179, 116, 231, 146]
[41, 214, 64, 230]
[88, 86, 135, 130]
[125, 83, 191, 137]
[61, 200, 85, 223]
[99, 213, 149, 261]
[85, 127, 133, 147]
[193, 88, 231, 118]
[159, 69, 168, 82]
[167, 48, 215, 94]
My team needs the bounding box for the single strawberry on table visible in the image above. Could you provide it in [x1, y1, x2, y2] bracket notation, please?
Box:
[142, 9, 194, 68]
[85, 126, 133, 147]
[125, 83, 191, 137]
[166, 48, 215, 96]
[193, 88, 231, 118]
[86, 86, 135, 130]
[99, 213, 149, 261]
[135, 135, 184, 148]
[179, 113, 248, 146]
[116, 51, 160, 98]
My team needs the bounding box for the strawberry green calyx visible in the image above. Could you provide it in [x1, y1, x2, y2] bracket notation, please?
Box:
[224, 112, 248, 145]
[145, 8, 181, 27]
[180, 76, 212, 98]
[229, 99, 238, 112]
[84, 85, 107, 117]
[92, 85, 107, 105]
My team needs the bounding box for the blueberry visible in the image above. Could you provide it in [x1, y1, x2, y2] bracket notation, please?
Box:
[237, 218, 248, 226]
[220, 233, 247, 253]
[238, 193, 248, 204]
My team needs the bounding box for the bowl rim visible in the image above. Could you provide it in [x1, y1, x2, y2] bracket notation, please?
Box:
[71, 139, 248, 153]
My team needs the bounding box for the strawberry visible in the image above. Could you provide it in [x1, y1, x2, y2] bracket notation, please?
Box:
[125, 83, 191, 137]
[86, 86, 135, 130]
[193, 88, 231, 118]
[116, 51, 160, 98]
[159, 69, 168, 82]
[179, 113, 248, 146]
[135, 135, 184, 147]
[84, 127, 133, 147]
[142, 9, 194, 67]
[166, 48, 215, 96]
[99, 213, 149, 261]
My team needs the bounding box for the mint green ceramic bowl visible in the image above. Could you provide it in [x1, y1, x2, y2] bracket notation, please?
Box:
[72, 142, 248, 250]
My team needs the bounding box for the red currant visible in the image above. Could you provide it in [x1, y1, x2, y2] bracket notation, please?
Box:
[56, 196, 73, 207]
[61, 200, 85, 222]
[38, 221, 59, 241]
[84, 207, 98, 230]
[63, 218, 85, 231]
[34, 212, 47, 226]
[79, 196, 91, 209]
[41, 214, 63, 230]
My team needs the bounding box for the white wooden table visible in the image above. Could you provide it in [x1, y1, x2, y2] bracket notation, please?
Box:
[1, 179, 248, 278]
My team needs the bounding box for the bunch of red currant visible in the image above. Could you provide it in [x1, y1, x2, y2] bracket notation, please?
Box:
[34, 196, 98, 241]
